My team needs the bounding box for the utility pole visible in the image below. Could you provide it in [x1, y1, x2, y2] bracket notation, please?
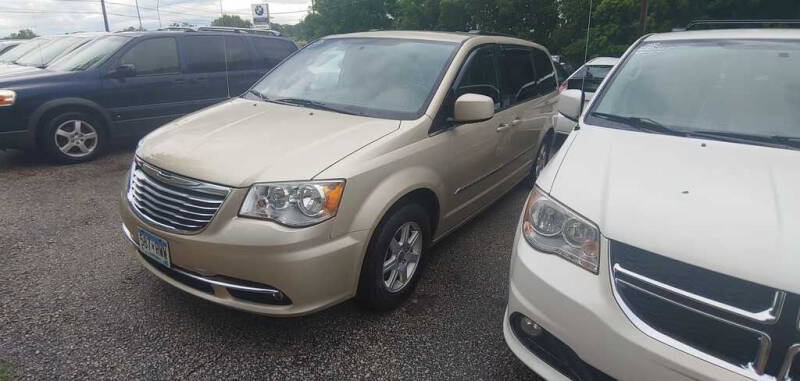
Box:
[638, 0, 649, 35]
[219, 0, 224, 17]
[134, 0, 143, 30]
[100, 0, 110, 31]
[156, 0, 162, 28]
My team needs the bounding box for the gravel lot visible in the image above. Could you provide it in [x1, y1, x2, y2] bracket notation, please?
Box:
[0, 144, 540, 380]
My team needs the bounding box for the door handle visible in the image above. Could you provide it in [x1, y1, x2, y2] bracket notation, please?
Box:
[510, 118, 521, 126]
[496, 123, 511, 132]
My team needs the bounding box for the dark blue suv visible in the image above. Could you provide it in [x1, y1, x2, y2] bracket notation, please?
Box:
[0, 30, 297, 163]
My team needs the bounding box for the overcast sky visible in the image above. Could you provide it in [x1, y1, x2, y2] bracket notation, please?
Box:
[0, 0, 312, 37]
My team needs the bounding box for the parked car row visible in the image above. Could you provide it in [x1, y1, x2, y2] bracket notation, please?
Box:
[0, 28, 297, 162]
[4, 22, 796, 381]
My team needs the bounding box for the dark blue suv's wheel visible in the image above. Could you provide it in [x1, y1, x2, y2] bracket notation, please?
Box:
[41, 111, 106, 163]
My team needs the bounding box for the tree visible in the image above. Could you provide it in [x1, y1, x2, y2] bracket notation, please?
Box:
[7, 29, 38, 40]
[211, 15, 253, 28]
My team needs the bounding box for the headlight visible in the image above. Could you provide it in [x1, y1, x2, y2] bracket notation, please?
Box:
[239, 180, 345, 227]
[522, 186, 600, 273]
[0, 90, 16, 107]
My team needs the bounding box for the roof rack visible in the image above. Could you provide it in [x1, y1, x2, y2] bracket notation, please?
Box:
[196, 26, 281, 36]
[157, 27, 197, 32]
[467, 30, 514, 37]
[685, 19, 800, 31]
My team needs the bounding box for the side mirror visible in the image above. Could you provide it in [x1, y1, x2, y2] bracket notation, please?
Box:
[557, 89, 583, 121]
[453, 93, 494, 123]
[109, 64, 136, 78]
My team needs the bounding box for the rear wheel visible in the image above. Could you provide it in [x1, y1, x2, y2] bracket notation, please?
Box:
[41, 111, 106, 163]
[356, 203, 431, 311]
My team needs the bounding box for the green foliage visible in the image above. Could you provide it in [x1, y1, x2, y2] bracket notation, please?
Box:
[6, 29, 37, 40]
[0, 361, 10, 381]
[211, 15, 253, 28]
[282, 0, 800, 67]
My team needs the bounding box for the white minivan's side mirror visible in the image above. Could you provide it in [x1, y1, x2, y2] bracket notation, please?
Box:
[453, 93, 495, 123]
[557, 89, 583, 121]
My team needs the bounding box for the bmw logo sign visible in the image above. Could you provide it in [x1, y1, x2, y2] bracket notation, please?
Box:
[254, 5, 264, 16]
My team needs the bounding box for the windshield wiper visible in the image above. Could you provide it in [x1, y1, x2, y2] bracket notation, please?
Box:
[246, 89, 268, 102]
[687, 130, 800, 150]
[591, 112, 683, 136]
[273, 98, 361, 116]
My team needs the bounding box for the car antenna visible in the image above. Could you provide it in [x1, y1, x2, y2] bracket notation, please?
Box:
[577, 0, 594, 130]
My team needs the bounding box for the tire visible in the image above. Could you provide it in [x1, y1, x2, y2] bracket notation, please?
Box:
[41, 111, 106, 164]
[527, 133, 553, 187]
[356, 203, 432, 311]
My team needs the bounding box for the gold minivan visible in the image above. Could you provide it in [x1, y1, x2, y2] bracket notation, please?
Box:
[120, 31, 559, 316]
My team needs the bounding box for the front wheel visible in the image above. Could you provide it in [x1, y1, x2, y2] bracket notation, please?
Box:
[41, 111, 106, 164]
[356, 203, 431, 311]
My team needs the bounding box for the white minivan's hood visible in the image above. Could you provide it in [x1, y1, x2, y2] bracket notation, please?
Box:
[550, 125, 800, 293]
[137, 98, 400, 187]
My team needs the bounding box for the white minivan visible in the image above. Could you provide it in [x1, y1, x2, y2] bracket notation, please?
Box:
[504, 29, 800, 380]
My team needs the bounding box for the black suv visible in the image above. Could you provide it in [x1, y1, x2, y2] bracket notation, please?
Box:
[0, 30, 297, 162]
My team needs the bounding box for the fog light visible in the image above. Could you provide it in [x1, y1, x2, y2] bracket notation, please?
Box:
[519, 315, 543, 338]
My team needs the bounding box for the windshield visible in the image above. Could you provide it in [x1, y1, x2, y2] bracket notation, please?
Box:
[249, 37, 458, 119]
[15, 36, 88, 67]
[0, 37, 54, 63]
[589, 39, 800, 143]
[49, 36, 130, 72]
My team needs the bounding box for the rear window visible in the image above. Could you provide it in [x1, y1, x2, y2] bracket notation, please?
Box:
[532, 48, 557, 94]
[500, 47, 536, 105]
[225, 36, 252, 71]
[252, 38, 296, 68]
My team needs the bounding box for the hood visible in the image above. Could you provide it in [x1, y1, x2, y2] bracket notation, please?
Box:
[0, 69, 80, 87]
[137, 98, 400, 187]
[550, 125, 800, 293]
[0, 64, 43, 77]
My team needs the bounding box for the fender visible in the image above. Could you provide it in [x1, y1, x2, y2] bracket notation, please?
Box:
[337, 165, 446, 242]
[26, 97, 115, 147]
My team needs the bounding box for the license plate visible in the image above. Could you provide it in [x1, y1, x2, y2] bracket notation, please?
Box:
[137, 228, 171, 268]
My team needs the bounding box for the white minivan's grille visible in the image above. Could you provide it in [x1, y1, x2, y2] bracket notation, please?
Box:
[610, 240, 799, 380]
[127, 158, 230, 234]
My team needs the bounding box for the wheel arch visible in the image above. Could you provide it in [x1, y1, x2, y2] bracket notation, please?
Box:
[28, 98, 114, 146]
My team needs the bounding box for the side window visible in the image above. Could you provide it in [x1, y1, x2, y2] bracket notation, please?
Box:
[183, 36, 226, 73]
[252, 38, 294, 69]
[500, 47, 537, 106]
[225, 36, 251, 71]
[532, 48, 557, 95]
[118, 37, 179, 76]
[454, 46, 501, 110]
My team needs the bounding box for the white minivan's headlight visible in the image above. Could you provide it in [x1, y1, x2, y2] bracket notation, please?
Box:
[522, 187, 600, 273]
[239, 180, 345, 227]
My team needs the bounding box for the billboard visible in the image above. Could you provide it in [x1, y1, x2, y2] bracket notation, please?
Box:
[251, 3, 270, 27]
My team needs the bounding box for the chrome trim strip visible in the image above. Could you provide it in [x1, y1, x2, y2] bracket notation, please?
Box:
[122, 224, 281, 296]
[132, 188, 216, 217]
[137, 157, 229, 196]
[778, 344, 799, 380]
[132, 180, 220, 210]
[454, 147, 533, 196]
[614, 264, 785, 324]
[133, 174, 225, 205]
[615, 278, 772, 376]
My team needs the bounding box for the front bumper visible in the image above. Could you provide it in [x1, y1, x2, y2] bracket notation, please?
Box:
[120, 191, 369, 316]
[504, 226, 749, 380]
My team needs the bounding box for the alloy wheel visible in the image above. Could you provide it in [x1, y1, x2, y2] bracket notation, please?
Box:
[383, 221, 423, 293]
[54, 119, 98, 158]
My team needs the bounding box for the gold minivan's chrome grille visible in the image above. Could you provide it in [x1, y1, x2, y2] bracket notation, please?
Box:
[127, 158, 230, 234]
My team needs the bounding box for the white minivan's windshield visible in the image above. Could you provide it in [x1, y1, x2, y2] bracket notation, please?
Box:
[249, 37, 458, 119]
[590, 39, 800, 148]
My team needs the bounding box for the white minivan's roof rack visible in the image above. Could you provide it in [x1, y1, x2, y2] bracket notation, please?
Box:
[685, 19, 800, 31]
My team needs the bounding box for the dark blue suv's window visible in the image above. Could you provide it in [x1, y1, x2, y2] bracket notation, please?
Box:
[225, 36, 251, 71]
[184, 35, 226, 73]
[119, 37, 179, 75]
